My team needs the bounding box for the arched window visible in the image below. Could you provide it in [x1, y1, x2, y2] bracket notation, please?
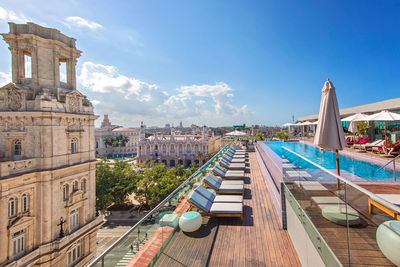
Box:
[70, 138, 78, 154]
[22, 194, 28, 213]
[73, 181, 78, 192]
[63, 184, 69, 201]
[14, 140, 22, 156]
[81, 179, 86, 193]
[9, 198, 16, 218]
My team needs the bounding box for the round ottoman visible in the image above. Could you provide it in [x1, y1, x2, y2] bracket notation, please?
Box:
[179, 211, 202, 232]
[376, 220, 400, 266]
[321, 205, 360, 226]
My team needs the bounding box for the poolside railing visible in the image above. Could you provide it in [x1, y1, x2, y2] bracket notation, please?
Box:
[88, 144, 230, 267]
[282, 146, 400, 267]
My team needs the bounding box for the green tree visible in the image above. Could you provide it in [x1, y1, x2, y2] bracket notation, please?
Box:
[256, 132, 264, 141]
[196, 150, 203, 163]
[103, 136, 113, 148]
[276, 131, 290, 140]
[356, 121, 370, 136]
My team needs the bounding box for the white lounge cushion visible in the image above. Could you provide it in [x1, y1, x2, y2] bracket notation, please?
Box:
[210, 202, 243, 214]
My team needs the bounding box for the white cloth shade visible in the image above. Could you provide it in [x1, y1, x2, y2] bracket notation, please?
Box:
[341, 113, 369, 122]
[314, 79, 346, 151]
[365, 110, 400, 121]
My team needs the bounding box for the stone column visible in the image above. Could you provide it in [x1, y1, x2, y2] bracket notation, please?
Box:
[9, 46, 19, 83]
[0, 193, 9, 264]
[70, 57, 77, 90]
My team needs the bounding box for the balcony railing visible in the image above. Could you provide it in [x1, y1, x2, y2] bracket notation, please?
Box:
[88, 145, 229, 267]
[281, 146, 400, 267]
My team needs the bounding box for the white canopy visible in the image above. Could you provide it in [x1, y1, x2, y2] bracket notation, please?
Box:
[365, 110, 400, 121]
[225, 130, 247, 136]
[311, 120, 319, 125]
[282, 122, 294, 127]
[314, 78, 346, 151]
[298, 121, 313, 126]
[341, 113, 369, 122]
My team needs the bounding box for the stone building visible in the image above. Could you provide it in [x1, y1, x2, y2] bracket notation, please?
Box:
[136, 126, 221, 167]
[0, 23, 102, 266]
[95, 115, 139, 157]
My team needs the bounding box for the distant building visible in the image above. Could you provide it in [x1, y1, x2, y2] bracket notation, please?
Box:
[0, 23, 102, 266]
[179, 121, 183, 128]
[95, 115, 139, 157]
[137, 127, 222, 167]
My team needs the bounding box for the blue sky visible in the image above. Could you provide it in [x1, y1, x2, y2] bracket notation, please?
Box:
[0, 1, 399, 127]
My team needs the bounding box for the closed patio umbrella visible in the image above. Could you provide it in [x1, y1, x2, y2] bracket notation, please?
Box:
[314, 78, 346, 187]
[365, 110, 400, 141]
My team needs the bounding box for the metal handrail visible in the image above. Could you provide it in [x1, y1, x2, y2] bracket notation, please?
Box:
[88, 144, 229, 267]
[282, 146, 400, 215]
[376, 154, 400, 175]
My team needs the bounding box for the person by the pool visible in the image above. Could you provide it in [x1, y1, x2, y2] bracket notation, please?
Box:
[388, 138, 400, 155]
[383, 137, 392, 154]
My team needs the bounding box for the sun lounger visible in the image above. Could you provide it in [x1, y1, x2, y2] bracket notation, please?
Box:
[219, 158, 246, 170]
[357, 139, 383, 151]
[203, 174, 244, 194]
[195, 185, 243, 203]
[213, 164, 245, 180]
[188, 191, 243, 221]
[226, 151, 246, 159]
[294, 181, 328, 191]
[228, 148, 246, 155]
[223, 154, 245, 163]
[231, 145, 246, 152]
[207, 173, 244, 185]
[368, 194, 400, 220]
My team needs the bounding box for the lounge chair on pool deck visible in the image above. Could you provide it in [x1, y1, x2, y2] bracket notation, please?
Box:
[226, 150, 246, 159]
[228, 147, 246, 155]
[223, 154, 245, 163]
[207, 174, 244, 185]
[368, 194, 400, 220]
[195, 185, 243, 203]
[203, 174, 244, 194]
[231, 145, 246, 152]
[213, 164, 245, 180]
[219, 158, 246, 170]
[188, 191, 243, 221]
[356, 139, 383, 151]
[294, 181, 329, 192]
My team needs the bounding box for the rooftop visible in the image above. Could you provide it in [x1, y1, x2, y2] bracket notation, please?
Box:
[152, 152, 300, 266]
[299, 97, 400, 121]
[112, 128, 136, 132]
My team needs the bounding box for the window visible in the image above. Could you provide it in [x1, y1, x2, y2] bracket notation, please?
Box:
[70, 139, 78, 154]
[24, 54, 32, 78]
[14, 140, 22, 156]
[70, 209, 79, 232]
[22, 194, 28, 213]
[12, 230, 25, 258]
[72, 181, 78, 192]
[59, 60, 67, 83]
[67, 241, 81, 267]
[81, 179, 86, 193]
[63, 184, 69, 201]
[9, 198, 16, 218]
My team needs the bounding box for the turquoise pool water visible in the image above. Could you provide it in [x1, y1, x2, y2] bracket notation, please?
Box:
[265, 141, 399, 181]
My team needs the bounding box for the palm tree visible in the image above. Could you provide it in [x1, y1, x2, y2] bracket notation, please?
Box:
[196, 150, 203, 164]
[103, 136, 113, 147]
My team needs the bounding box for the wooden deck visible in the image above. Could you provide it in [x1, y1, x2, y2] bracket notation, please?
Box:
[155, 152, 301, 267]
[288, 181, 399, 267]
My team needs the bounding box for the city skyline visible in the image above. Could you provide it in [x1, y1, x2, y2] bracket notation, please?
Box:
[0, 1, 400, 127]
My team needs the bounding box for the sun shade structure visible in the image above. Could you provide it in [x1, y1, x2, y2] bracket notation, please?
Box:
[365, 110, 400, 141]
[225, 130, 247, 136]
[314, 79, 346, 188]
[341, 113, 369, 122]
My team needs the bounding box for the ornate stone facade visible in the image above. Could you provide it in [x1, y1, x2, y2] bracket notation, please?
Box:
[136, 127, 221, 167]
[0, 23, 102, 267]
[95, 115, 139, 157]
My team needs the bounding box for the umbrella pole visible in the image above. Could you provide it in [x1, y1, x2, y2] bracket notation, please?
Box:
[385, 121, 387, 141]
[336, 149, 341, 189]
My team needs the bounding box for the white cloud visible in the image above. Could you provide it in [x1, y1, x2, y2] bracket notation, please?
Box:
[0, 6, 29, 23]
[0, 71, 11, 87]
[78, 61, 252, 126]
[91, 100, 100, 106]
[64, 16, 102, 30]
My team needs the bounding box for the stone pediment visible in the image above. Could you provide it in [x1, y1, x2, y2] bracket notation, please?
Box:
[0, 83, 27, 111]
[65, 90, 83, 113]
[8, 213, 34, 229]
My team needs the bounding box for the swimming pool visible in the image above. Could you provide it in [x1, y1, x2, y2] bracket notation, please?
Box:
[265, 141, 399, 182]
